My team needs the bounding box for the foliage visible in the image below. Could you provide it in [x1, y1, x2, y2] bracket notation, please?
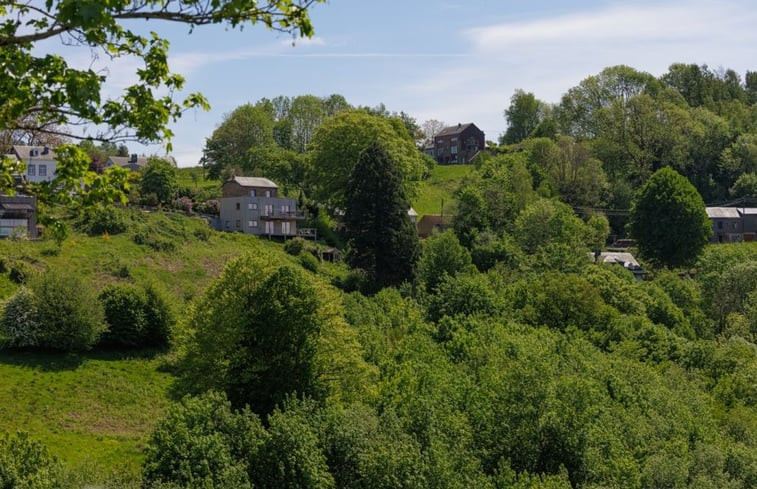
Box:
[143, 391, 265, 489]
[46, 220, 68, 249]
[501, 89, 549, 145]
[284, 237, 307, 255]
[0, 431, 64, 489]
[629, 167, 711, 268]
[28, 270, 107, 351]
[426, 272, 503, 323]
[77, 205, 130, 235]
[99, 283, 174, 348]
[308, 110, 427, 208]
[300, 251, 320, 272]
[0, 287, 41, 348]
[343, 141, 420, 291]
[417, 229, 472, 292]
[140, 158, 178, 204]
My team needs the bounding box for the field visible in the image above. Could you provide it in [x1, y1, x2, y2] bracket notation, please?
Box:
[412, 164, 473, 217]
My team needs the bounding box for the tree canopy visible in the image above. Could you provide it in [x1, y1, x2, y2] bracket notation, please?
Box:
[629, 167, 712, 268]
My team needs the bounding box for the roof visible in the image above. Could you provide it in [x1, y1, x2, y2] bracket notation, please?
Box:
[595, 252, 641, 269]
[706, 207, 741, 219]
[435, 123, 479, 137]
[106, 155, 177, 168]
[741, 208, 757, 215]
[0, 202, 34, 211]
[12, 145, 58, 159]
[226, 176, 278, 188]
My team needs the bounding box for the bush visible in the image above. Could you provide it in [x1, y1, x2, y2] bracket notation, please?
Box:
[299, 251, 319, 272]
[80, 205, 130, 235]
[335, 268, 369, 293]
[99, 283, 174, 348]
[9, 261, 35, 284]
[132, 231, 177, 252]
[0, 288, 41, 348]
[0, 431, 64, 489]
[284, 237, 307, 256]
[30, 271, 107, 351]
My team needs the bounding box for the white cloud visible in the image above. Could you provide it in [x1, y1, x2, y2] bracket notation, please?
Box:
[280, 36, 326, 47]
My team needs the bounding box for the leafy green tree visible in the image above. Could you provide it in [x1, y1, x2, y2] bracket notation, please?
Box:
[0, 0, 322, 147]
[629, 167, 711, 268]
[140, 158, 177, 204]
[46, 220, 68, 249]
[417, 229, 472, 293]
[501, 89, 548, 145]
[453, 185, 489, 248]
[225, 266, 323, 414]
[289, 95, 326, 153]
[202, 104, 277, 179]
[143, 391, 265, 489]
[730, 172, 757, 198]
[308, 110, 426, 208]
[344, 142, 420, 291]
[0, 431, 64, 489]
[99, 283, 174, 348]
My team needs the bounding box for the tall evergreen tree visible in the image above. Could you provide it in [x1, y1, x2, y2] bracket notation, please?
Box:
[344, 141, 420, 291]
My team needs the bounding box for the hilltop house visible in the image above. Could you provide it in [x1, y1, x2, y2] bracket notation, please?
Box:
[218, 176, 304, 236]
[431, 123, 485, 164]
[706, 206, 757, 243]
[11, 145, 57, 183]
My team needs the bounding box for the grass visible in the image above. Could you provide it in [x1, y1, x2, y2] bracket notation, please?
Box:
[412, 164, 473, 218]
[0, 349, 173, 476]
[175, 165, 219, 192]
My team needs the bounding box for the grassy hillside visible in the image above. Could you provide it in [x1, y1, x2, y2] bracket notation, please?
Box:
[412, 164, 473, 217]
[0, 209, 333, 477]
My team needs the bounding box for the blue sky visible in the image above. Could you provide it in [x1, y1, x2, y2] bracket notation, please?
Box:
[53, 0, 757, 166]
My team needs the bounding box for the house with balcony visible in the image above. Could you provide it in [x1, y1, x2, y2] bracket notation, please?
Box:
[11, 145, 57, 183]
[0, 194, 37, 238]
[219, 176, 304, 236]
[432, 123, 485, 164]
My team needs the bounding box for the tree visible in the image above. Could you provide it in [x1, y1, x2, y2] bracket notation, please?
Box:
[140, 157, 177, 204]
[421, 119, 447, 146]
[0, 1, 322, 147]
[202, 104, 277, 179]
[225, 266, 323, 414]
[344, 141, 420, 291]
[629, 167, 712, 268]
[308, 110, 426, 209]
[417, 229, 472, 293]
[501, 89, 547, 145]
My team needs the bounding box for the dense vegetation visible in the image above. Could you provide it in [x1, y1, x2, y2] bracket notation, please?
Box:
[1, 61, 757, 488]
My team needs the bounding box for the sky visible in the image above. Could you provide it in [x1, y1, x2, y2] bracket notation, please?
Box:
[46, 0, 757, 166]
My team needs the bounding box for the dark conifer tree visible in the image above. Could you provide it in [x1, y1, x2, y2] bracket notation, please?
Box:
[344, 141, 420, 291]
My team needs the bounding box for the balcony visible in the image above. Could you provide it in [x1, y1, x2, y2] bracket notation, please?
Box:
[260, 210, 306, 221]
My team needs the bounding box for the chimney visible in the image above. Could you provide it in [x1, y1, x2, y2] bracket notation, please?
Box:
[457, 123, 461, 128]
[42, 146, 49, 155]
[130, 153, 138, 163]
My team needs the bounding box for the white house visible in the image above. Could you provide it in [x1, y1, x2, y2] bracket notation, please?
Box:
[11, 145, 57, 183]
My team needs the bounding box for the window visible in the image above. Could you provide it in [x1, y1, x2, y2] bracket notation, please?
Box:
[450, 145, 458, 154]
[28, 164, 36, 176]
[235, 220, 241, 228]
[248, 203, 253, 210]
[236, 202, 240, 210]
[265, 190, 271, 197]
[250, 220, 258, 228]
[250, 190, 256, 197]
[451, 137, 457, 143]
[224, 220, 230, 229]
[265, 221, 274, 234]
[281, 204, 290, 214]
[282, 222, 291, 235]
[38, 165, 47, 177]
[264, 204, 273, 216]
[718, 221, 723, 229]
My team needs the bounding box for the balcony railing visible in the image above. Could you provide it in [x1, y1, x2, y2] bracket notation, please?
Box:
[260, 210, 306, 220]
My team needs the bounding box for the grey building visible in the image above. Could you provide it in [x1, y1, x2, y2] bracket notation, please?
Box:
[706, 207, 757, 243]
[219, 176, 304, 236]
[0, 194, 37, 238]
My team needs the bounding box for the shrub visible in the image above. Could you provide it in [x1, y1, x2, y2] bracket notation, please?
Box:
[0, 288, 41, 348]
[299, 251, 319, 272]
[195, 199, 220, 215]
[30, 271, 106, 351]
[336, 268, 369, 293]
[0, 256, 8, 273]
[0, 431, 64, 489]
[9, 261, 35, 284]
[193, 226, 211, 241]
[284, 237, 306, 256]
[132, 231, 177, 252]
[81, 205, 130, 235]
[99, 283, 174, 348]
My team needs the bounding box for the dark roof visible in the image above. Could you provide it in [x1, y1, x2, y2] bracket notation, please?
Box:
[435, 123, 478, 137]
